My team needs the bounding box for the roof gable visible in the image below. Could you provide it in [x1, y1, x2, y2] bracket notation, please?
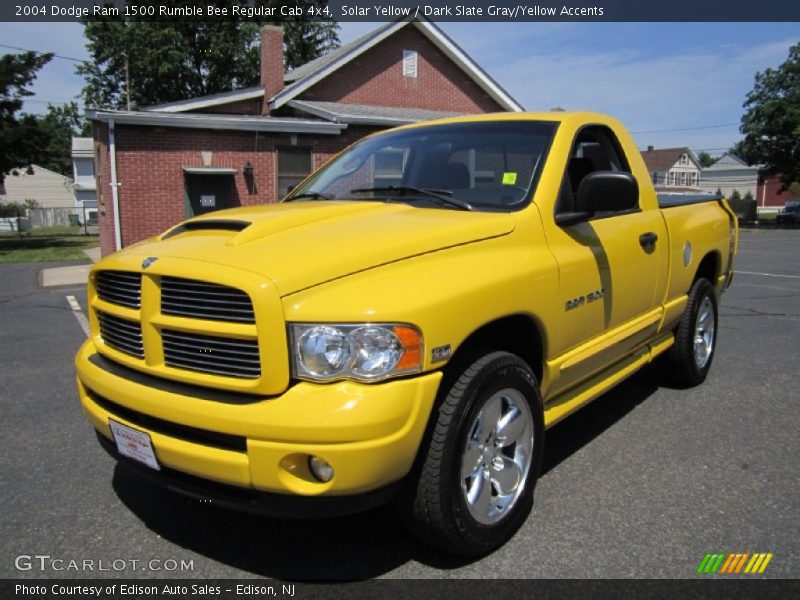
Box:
[703, 153, 758, 171]
[145, 18, 522, 115]
[641, 147, 700, 172]
[273, 19, 522, 112]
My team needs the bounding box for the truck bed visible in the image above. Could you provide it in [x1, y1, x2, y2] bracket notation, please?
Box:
[658, 194, 722, 208]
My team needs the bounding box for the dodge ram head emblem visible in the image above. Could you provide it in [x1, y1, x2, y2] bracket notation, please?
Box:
[141, 257, 158, 269]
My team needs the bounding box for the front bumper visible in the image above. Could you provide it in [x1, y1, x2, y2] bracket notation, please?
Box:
[76, 340, 441, 506]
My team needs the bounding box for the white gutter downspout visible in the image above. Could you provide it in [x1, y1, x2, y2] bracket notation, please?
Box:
[108, 118, 122, 251]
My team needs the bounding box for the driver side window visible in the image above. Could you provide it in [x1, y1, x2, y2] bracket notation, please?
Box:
[556, 126, 632, 215]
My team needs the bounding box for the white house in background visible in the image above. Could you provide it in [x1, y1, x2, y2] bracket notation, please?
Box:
[700, 153, 759, 199]
[0, 165, 74, 208]
[72, 137, 97, 223]
[640, 146, 702, 194]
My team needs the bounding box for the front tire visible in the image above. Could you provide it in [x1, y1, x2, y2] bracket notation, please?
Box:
[402, 351, 545, 557]
[663, 278, 719, 387]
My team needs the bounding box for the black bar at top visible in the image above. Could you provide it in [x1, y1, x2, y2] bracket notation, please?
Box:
[2, 0, 800, 23]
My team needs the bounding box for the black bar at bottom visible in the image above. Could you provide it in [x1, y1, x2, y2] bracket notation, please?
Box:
[3, 579, 799, 600]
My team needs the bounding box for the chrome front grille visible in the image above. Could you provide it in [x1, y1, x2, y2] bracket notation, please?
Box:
[97, 311, 144, 358]
[162, 329, 261, 379]
[160, 277, 255, 323]
[95, 270, 141, 308]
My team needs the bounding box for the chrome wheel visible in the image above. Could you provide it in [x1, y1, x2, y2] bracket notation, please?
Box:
[460, 388, 534, 525]
[693, 296, 716, 369]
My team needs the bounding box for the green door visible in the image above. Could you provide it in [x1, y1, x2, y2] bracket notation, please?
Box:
[185, 174, 233, 217]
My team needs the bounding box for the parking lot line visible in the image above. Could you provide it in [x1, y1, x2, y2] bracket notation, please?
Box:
[735, 270, 800, 280]
[66, 295, 90, 337]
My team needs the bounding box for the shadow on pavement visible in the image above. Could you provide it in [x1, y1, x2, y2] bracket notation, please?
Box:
[111, 365, 661, 580]
[542, 365, 660, 476]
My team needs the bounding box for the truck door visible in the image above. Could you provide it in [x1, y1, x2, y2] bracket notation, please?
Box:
[544, 125, 668, 395]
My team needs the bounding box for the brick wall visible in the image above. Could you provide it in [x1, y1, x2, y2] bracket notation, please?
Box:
[96, 124, 379, 256]
[757, 174, 794, 208]
[94, 122, 115, 257]
[298, 26, 504, 113]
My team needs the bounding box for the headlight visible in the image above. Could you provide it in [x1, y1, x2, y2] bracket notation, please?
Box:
[290, 323, 423, 382]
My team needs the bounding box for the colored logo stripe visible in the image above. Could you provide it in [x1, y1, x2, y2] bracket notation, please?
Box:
[697, 552, 773, 574]
[745, 553, 773, 574]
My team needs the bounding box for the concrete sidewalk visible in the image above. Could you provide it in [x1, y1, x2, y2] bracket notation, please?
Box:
[39, 246, 100, 287]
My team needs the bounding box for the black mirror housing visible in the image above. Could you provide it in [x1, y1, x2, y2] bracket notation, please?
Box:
[576, 171, 639, 214]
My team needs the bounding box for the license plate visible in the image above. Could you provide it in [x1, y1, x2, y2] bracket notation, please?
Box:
[109, 419, 160, 471]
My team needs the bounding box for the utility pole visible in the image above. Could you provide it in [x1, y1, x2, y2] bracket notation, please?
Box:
[124, 53, 131, 111]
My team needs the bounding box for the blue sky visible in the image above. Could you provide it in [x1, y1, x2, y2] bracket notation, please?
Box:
[1, 21, 797, 155]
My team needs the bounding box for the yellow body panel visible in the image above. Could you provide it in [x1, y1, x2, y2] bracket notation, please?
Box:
[77, 340, 441, 494]
[75, 111, 736, 500]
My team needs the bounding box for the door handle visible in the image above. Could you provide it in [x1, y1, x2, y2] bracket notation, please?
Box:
[639, 232, 658, 247]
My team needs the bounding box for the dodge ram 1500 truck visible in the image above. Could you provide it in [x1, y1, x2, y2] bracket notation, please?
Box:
[75, 112, 737, 556]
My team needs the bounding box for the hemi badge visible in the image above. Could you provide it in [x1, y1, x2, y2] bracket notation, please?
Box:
[431, 344, 452, 363]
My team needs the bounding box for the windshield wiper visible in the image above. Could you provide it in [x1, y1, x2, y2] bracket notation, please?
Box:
[284, 191, 334, 202]
[350, 186, 472, 211]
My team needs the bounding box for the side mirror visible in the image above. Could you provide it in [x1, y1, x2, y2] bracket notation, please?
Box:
[576, 171, 639, 214]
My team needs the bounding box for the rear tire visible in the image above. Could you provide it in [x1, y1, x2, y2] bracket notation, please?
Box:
[400, 351, 545, 557]
[663, 278, 718, 387]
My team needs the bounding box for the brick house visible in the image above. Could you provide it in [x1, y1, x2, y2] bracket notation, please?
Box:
[88, 19, 522, 256]
[640, 146, 702, 194]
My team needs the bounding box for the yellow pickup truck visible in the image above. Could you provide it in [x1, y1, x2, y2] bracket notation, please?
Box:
[75, 112, 736, 556]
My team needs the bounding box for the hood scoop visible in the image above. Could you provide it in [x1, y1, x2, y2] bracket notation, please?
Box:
[162, 219, 251, 239]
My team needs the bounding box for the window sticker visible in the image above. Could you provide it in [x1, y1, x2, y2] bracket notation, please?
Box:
[502, 172, 518, 185]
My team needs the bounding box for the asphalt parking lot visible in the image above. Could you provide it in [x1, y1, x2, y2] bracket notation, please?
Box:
[0, 229, 798, 580]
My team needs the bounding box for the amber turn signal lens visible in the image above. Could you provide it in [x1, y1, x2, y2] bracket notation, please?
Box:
[394, 325, 422, 370]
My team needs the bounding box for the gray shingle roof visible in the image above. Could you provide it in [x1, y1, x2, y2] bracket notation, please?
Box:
[290, 100, 462, 124]
[703, 153, 756, 171]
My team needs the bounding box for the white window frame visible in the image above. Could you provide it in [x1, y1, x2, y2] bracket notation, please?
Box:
[403, 50, 418, 78]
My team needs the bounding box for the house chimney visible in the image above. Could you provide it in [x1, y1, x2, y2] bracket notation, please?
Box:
[260, 25, 284, 112]
[647, 145, 654, 152]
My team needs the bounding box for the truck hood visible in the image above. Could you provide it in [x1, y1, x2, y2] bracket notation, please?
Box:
[122, 201, 517, 296]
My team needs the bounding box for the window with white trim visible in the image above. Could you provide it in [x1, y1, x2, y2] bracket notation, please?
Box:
[277, 148, 312, 198]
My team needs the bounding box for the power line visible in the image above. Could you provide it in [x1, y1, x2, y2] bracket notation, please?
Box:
[631, 123, 739, 134]
[23, 98, 83, 106]
[0, 43, 87, 64]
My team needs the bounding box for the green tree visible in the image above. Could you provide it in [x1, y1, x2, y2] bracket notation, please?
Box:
[0, 51, 53, 184]
[36, 102, 92, 176]
[696, 151, 717, 168]
[737, 43, 800, 188]
[729, 140, 747, 159]
[789, 181, 800, 198]
[78, 1, 339, 109]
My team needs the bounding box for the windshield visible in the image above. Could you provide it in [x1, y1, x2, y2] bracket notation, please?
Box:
[284, 121, 558, 211]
